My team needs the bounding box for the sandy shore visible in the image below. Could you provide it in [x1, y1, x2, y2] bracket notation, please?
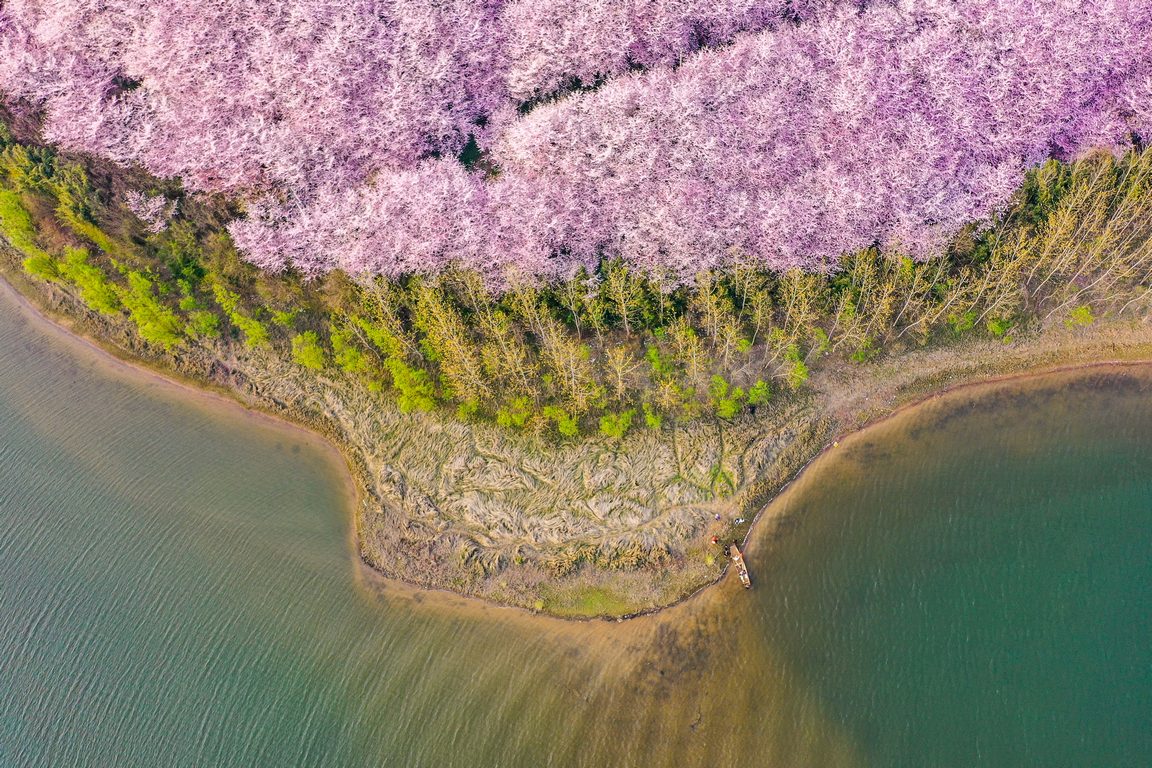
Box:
[4, 253, 1152, 619]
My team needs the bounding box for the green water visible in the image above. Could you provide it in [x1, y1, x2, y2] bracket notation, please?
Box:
[1, 285, 1149, 767]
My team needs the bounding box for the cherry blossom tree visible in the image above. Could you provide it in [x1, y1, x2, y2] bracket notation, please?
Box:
[2, 0, 1150, 282]
[124, 190, 177, 234]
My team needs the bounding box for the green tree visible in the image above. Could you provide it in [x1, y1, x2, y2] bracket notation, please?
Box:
[784, 346, 809, 389]
[22, 253, 59, 282]
[0, 188, 53, 263]
[58, 248, 121, 315]
[642, 402, 663, 430]
[543, 405, 580, 437]
[186, 310, 220, 339]
[386, 359, 436, 413]
[496, 396, 532, 429]
[291, 331, 327, 370]
[708, 375, 745, 420]
[747, 379, 771, 407]
[599, 409, 635, 440]
[115, 270, 183, 348]
[1066, 304, 1095, 328]
[212, 283, 269, 348]
[603, 259, 644, 334]
[330, 323, 370, 375]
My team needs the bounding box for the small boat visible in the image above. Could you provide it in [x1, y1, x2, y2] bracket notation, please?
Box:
[729, 543, 752, 589]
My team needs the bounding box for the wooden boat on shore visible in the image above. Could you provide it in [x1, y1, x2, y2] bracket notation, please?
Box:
[729, 544, 752, 589]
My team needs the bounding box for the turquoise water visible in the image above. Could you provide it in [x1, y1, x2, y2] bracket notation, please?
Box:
[1, 284, 1149, 767]
[757, 373, 1152, 765]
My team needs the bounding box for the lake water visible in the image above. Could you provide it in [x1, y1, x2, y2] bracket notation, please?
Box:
[1, 284, 1149, 767]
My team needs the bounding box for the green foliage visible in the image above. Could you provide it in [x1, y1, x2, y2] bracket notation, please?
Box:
[496, 396, 532, 429]
[58, 247, 121, 315]
[642, 402, 663, 430]
[353, 315, 404, 359]
[186, 310, 220, 339]
[456, 398, 480, 421]
[52, 164, 116, 254]
[747, 379, 770, 407]
[386, 359, 436, 413]
[22, 253, 59, 281]
[986, 316, 1014, 339]
[272, 309, 297, 327]
[115, 270, 184, 348]
[291, 331, 327, 370]
[598, 409, 634, 440]
[0, 188, 51, 262]
[155, 221, 203, 285]
[0, 147, 116, 255]
[784, 346, 809, 389]
[850, 339, 876, 363]
[1066, 304, 1095, 328]
[0, 144, 55, 193]
[4, 126, 1152, 441]
[708, 375, 745, 419]
[231, 312, 268, 347]
[1019, 158, 1074, 227]
[646, 345, 672, 378]
[947, 310, 977, 334]
[0, 187, 62, 282]
[542, 404, 580, 437]
[330, 323, 369, 375]
[212, 284, 269, 348]
[708, 463, 736, 497]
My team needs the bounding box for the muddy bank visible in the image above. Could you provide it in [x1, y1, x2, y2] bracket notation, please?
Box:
[4, 250, 1151, 618]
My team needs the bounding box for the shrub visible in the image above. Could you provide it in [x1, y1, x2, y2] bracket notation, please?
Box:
[1066, 305, 1095, 328]
[496, 396, 532, 429]
[708, 375, 745, 420]
[115, 270, 184, 348]
[23, 254, 59, 282]
[212, 284, 269, 348]
[386, 359, 436, 413]
[542, 404, 579, 437]
[291, 331, 327, 370]
[186, 310, 220, 339]
[0, 188, 50, 261]
[642, 402, 663, 430]
[58, 248, 121, 315]
[598, 409, 634, 439]
[746, 379, 770, 407]
[784, 346, 809, 389]
[329, 324, 369, 375]
[986, 316, 1014, 339]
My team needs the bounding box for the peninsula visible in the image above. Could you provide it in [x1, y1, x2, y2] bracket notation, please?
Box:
[0, 0, 1150, 617]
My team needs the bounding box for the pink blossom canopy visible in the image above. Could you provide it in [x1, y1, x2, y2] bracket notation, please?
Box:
[1, 0, 1149, 280]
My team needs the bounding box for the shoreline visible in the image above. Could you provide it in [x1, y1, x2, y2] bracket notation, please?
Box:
[0, 273, 369, 574]
[738, 357, 1152, 563]
[4, 262, 1152, 620]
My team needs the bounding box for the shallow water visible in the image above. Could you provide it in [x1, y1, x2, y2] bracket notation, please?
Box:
[1, 285, 1149, 767]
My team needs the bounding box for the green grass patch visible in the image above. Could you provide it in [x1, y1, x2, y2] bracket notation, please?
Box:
[545, 586, 635, 617]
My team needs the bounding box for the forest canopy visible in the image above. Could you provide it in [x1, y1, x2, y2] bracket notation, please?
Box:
[1, 1, 1149, 282]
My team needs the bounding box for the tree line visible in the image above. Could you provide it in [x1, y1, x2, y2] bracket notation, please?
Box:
[2, 125, 1150, 439]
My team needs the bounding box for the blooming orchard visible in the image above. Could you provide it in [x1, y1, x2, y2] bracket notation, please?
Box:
[2, 0, 1149, 281]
